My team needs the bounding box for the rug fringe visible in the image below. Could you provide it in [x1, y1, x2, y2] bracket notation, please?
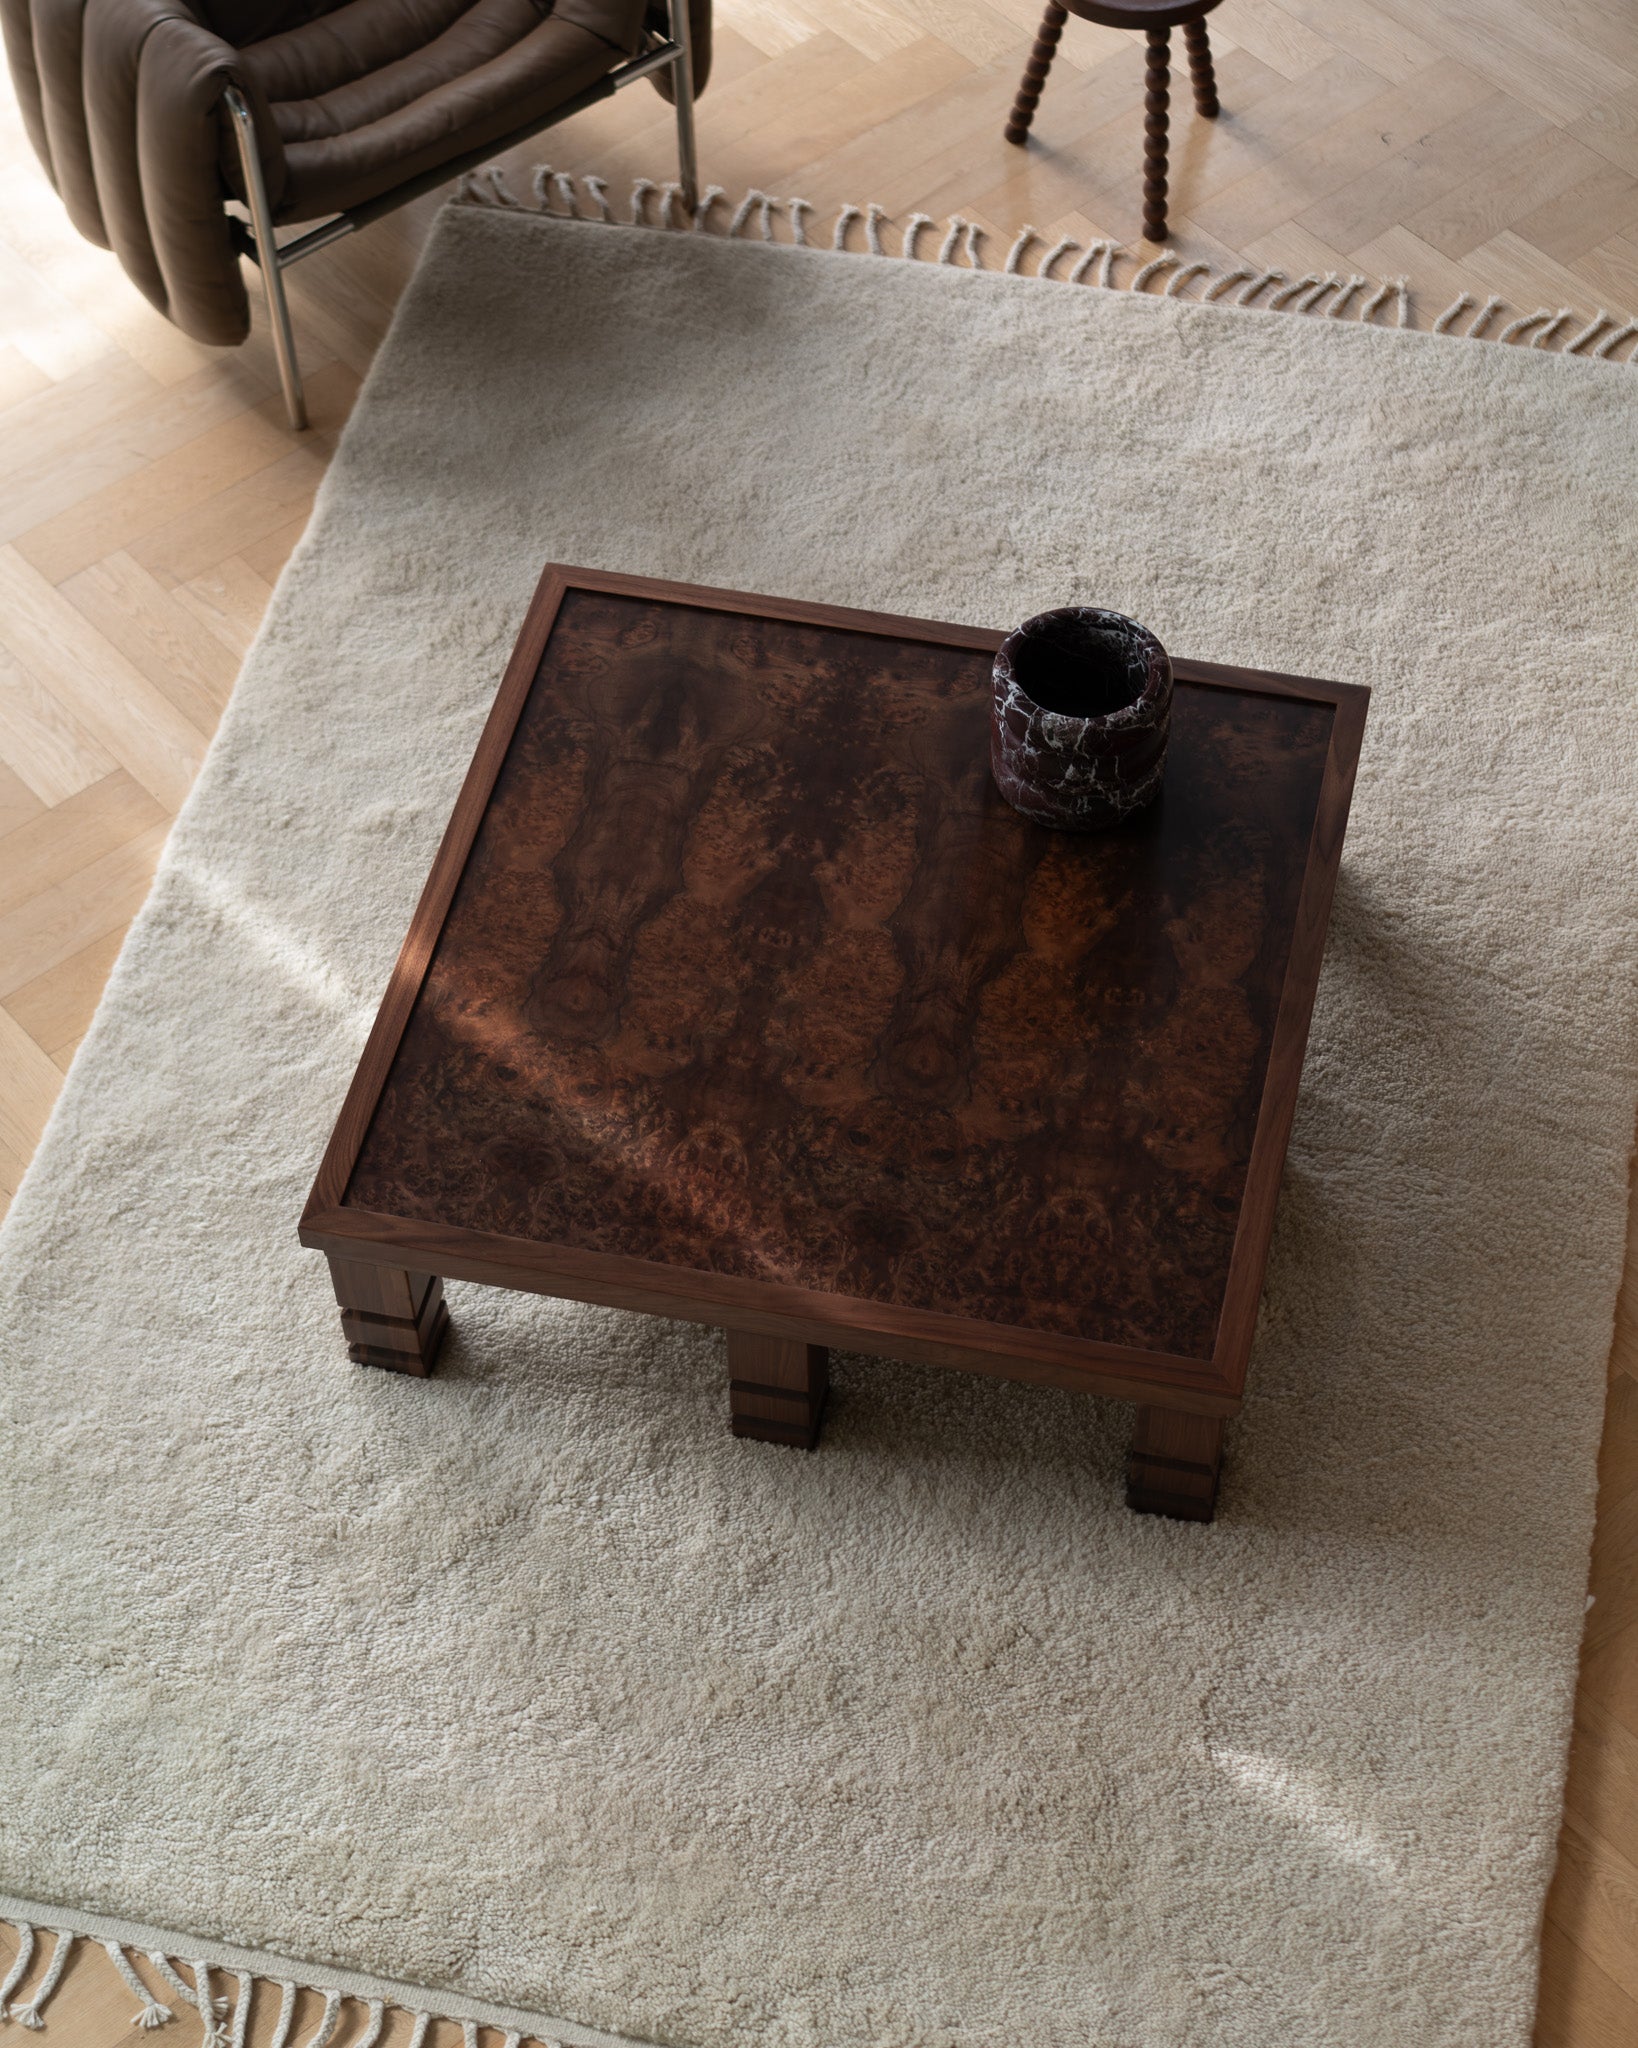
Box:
[101, 1944, 173, 2029]
[148, 1954, 227, 2026]
[0, 1923, 583, 2048]
[191, 1964, 228, 2048]
[449, 166, 1638, 359]
[7, 1931, 72, 2028]
[228, 1975, 253, 2048]
[0, 1926, 36, 2021]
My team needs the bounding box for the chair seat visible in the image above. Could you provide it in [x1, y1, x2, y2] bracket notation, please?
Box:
[1057, 0, 1222, 24]
[240, 0, 647, 219]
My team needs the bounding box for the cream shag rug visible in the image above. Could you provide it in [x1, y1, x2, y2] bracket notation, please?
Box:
[2, 203, 1637, 2048]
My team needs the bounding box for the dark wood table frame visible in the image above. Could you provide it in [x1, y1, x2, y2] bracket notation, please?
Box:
[299, 567, 1366, 1521]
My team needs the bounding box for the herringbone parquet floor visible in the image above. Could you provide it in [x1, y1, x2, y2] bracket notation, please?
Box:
[2, 3, 1637, 2042]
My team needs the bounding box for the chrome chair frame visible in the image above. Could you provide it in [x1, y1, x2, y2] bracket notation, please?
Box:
[223, 0, 699, 430]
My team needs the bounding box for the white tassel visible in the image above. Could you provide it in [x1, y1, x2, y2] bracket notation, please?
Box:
[1432, 291, 1473, 334]
[461, 2024, 478, 2048]
[447, 161, 1616, 370]
[228, 1976, 253, 2048]
[191, 1965, 225, 2048]
[354, 2004, 386, 2048]
[1004, 224, 1037, 274]
[1268, 273, 1319, 309]
[267, 1984, 299, 2048]
[1236, 269, 1283, 305]
[102, 1946, 172, 2031]
[404, 2017, 431, 2048]
[1164, 261, 1212, 297]
[148, 1949, 225, 2015]
[147, 1959, 190, 2006]
[1496, 307, 1550, 344]
[1, 1927, 36, 2020]
[1466, 294, 1504, 337]
[298, 1991, 341, 2048]
[11, 1933, 72, 2029]
[1563, 309, 1611, 353]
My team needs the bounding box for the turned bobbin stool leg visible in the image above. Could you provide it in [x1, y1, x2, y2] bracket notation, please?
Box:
[1183, 15, 1219, 118]
[1005, 1, 1070, 145]
[1142, 26, 1170, 243]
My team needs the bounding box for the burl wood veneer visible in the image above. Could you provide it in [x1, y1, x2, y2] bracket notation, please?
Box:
[300, 567, 1367, 1519]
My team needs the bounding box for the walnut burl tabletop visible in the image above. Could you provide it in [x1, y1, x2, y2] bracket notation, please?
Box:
[299, 566, 1367, 1521]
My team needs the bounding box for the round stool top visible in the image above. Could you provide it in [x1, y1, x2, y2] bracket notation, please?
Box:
[1060, 0, 1225, 28]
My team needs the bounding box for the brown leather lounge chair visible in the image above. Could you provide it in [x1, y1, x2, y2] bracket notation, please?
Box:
[0, 0, 711, 428]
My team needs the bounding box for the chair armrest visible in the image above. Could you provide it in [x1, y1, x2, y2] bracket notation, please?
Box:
[647, 0, 712, 99]
[4, 0, 284, 344]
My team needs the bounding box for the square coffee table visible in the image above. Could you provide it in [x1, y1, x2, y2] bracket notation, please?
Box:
[300, 566, 1366, 1520]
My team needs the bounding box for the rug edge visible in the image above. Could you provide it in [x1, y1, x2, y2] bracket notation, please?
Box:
[0, 1897, 658, 2048]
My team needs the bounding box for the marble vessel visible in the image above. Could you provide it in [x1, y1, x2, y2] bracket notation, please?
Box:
[991, 607, 1172, 830]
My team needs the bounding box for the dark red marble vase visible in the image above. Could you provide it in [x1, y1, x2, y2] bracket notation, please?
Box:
[991, 607, 1172, 830]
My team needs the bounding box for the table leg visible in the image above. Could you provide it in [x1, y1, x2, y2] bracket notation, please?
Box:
[728, 1331, 829, 1449]
[1126, 1406, 1223, 1521]
[328, 1254, 448, 1376]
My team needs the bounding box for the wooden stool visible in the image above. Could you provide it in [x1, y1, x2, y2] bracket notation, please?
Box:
[1005, 0, 1225, 245]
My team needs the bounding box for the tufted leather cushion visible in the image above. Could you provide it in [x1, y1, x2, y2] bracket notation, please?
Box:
[2, 0, 261, 338]
[236, 0, 645, 218]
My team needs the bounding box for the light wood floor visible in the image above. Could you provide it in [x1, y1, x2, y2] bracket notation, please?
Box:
[2, 2, 1637, 2041]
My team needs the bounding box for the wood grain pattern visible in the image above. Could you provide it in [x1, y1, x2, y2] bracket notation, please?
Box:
[1127, 1401, 1224, 1517]
[728, 1329, 831, 1445]
[327, 1256, 447, 1373]
[306, 570, 1361, 1434]
[5, 0, 1638, 2026]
